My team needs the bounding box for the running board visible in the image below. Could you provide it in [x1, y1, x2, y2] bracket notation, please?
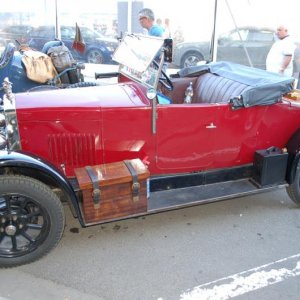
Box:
[148, 178, 287, 212]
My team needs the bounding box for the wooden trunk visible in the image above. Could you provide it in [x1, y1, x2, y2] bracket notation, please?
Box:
[74, 159, 150, 224]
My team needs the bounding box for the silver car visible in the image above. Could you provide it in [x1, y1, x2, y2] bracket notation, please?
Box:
[173, 26, 276, 69]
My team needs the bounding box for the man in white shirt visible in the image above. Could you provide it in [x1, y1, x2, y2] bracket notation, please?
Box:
[266, 25, 295, 77]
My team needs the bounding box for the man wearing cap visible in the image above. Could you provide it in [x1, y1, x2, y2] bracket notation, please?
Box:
[138, 8, 164, 37]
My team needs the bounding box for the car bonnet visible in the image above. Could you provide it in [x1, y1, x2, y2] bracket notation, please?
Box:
[14, 83, 148, 110]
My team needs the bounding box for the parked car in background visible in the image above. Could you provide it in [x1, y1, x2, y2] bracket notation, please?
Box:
[173, 27, 276, 69]
[0, 25, 33, 46]
[27, 25, 119, 64]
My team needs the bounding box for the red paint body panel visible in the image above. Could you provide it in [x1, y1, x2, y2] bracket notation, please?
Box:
[15, 81, 300, 177]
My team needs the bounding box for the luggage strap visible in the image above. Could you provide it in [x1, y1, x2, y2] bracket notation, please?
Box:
[124, 160, 140, 202]
[85, 166, 101, 208]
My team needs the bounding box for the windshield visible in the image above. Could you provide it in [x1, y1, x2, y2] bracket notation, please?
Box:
[113, 34, 164, 88]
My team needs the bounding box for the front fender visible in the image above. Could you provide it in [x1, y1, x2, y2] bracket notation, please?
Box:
[0, 150, 84, 226]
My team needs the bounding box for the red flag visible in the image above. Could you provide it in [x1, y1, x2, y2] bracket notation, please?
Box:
[72, 23, 85, 54]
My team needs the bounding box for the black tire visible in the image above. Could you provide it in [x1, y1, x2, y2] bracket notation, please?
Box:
[86, 49, 104, 64]
[181, 51, 204, 68]
[0, 175, 65, 267]
[286, 161, 300, 205]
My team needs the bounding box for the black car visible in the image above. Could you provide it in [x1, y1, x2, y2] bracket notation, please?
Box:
[173, 27, 276, 69]
[28, 25, 119, 64]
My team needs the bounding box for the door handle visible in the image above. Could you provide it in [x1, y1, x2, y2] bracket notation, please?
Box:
[206, 122, 217, 129]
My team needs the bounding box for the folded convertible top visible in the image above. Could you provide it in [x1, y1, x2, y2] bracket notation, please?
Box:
[178, 61, 295, 109]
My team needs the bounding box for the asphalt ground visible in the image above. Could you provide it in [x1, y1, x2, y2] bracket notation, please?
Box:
[1, 187, 300, 300]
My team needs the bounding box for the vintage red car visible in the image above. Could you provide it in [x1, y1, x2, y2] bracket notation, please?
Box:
[1, 34, 300, 267]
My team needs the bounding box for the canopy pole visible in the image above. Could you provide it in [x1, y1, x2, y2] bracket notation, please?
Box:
[210, 0, 218, 62]
[225, 0, 253, 67]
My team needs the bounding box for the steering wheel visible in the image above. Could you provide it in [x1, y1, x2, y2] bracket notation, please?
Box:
[153, 60, 173, 91]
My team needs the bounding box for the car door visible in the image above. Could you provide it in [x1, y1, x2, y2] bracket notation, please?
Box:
[155, 102, 270, 172]
[212, 103, 268, 168]
[155, 104, 221, 171]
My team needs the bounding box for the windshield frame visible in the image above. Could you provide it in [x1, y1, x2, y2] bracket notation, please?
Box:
[113, 34, 164, 89]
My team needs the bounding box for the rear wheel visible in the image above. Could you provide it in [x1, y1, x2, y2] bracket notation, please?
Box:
[286, 161, 300, 205]
[0, 176, 65, 267]
[87, 49, 104, 64]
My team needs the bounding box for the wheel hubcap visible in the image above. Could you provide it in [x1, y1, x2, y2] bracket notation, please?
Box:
[0, 194, 50, 258]
[5, 225, 16, 236]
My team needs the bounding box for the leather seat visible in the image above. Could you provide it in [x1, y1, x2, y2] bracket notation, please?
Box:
[162, 77, 197, 104]
[164, 72, 251, 104]
[193, 73, 250, 104]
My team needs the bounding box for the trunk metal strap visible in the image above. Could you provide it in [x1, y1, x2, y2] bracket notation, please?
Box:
[124, 160, 140, 202]
[85, 166, 101, 208]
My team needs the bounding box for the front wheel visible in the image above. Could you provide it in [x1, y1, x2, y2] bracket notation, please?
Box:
[0, 176, 65, 268]
[286, 161, 300, 205]
[181, 51, 204, 68]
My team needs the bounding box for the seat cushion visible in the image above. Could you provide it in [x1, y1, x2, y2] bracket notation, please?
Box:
[193, 73, 251, 104]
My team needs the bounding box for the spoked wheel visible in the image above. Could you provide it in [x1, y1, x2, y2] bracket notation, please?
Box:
[0, 176, 65, 268]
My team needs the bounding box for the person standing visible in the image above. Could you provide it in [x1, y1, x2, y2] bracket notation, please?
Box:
[266, 25, 295, 77]
[138, 8, 164, 37]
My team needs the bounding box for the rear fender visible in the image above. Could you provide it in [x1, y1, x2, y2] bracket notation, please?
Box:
[0, 150, 84, 226]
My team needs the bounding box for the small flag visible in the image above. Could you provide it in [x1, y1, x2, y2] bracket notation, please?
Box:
[72, 23, 85, 54]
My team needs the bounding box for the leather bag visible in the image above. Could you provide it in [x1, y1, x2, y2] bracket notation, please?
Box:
[22, 50, 57, 83]
[47, 45, 75, 72]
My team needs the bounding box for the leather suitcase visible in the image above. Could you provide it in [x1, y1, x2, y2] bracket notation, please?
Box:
[75, 159, 150, 224]
[253, 147, 288, 186]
